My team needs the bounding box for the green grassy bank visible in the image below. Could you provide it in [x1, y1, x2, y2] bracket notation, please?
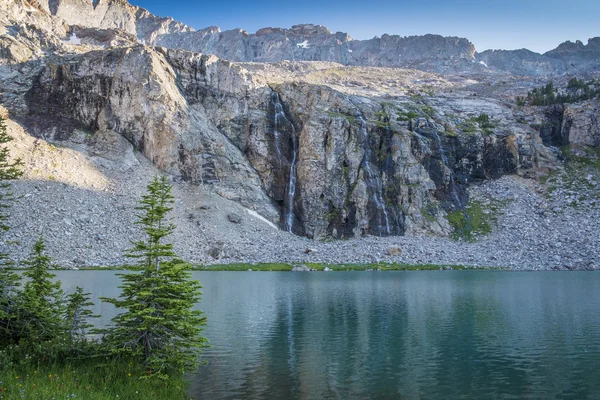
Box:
[0, 359, 189, 400]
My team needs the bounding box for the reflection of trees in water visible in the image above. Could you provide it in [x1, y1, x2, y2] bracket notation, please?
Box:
[189, 272, 600, 399]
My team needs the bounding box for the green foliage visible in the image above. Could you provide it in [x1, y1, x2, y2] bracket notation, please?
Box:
[421, 202, 438, 223]
[100, 176, 208, 379]
[328, 111, 356, 124]
[519, 78, 600, 106]
[0, 358, 189, 399]
[0, 116, 24, 267]
[19, 237, 65, 343]
[396, 110, 419, 122]
[544, 146, 600, 206]
[66, 287, 99, 344]
[448, 199, 507, 242]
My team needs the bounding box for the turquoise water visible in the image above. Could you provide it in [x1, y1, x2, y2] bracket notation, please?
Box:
[55, 271, 600, 399]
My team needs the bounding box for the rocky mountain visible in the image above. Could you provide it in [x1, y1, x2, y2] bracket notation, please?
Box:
[1, 0, 599, 269]
[5, 0, 599, 76]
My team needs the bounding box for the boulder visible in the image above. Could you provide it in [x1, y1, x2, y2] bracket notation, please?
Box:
[386, 246, 403, 256]
[292, 264, 311, 272]
[227, 213, 243, 224]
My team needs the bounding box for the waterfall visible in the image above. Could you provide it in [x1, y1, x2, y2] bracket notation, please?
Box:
[356, 112, 392, 236]
[430, 127, 461, 208]
[271, 92, 298, 233]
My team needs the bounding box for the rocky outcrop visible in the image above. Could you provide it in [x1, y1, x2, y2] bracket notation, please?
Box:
[16, 46, 280, 222]
[529, 100, 600, 148]
[476, 38, 600, 76]
[476, 49, 567, 76]
[155, 27, 478, 74]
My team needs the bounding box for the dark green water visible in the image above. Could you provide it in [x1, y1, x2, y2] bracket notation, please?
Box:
[55, 271, 600, 399]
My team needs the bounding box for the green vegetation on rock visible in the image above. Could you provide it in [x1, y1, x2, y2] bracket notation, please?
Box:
[545, 146, 600, 206]
[447, 199, 508, 242]
[193, 262, 502, 271]
[517, 78, 600, 106]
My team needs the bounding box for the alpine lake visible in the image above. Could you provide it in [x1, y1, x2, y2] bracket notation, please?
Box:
[55, 270, 600, 399]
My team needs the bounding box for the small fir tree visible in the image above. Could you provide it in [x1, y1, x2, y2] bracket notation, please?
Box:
[65, 286, 98, 343]
[20, 237, 64, 343]
[0, 115, 23, 266]
[101, 176, 207, 379]
[0, 115, 24, 343]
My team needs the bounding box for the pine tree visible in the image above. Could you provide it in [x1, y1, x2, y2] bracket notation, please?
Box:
[20, 237, 64, 343]
[101, 176, 207, 379]
[65, 286, 98, 343]
[0, 115, 23, 266]
[0, 115, 23, 346]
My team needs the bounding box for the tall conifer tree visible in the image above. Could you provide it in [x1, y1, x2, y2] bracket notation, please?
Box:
[101, 176, 207, 379]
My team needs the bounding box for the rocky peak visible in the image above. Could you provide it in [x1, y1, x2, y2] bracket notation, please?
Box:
[289, 24, 332, 36]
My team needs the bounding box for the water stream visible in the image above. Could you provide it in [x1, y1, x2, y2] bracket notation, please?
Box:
[429, 125, 461, 208]
[356, 112, 392, 235]
[272, 92, 298, 233]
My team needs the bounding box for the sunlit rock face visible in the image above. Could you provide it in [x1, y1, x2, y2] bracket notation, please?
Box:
[1, 0, 598, 241]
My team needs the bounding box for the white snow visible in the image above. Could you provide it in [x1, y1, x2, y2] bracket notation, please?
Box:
[66, 33, 81, 45]
[479, 60, 489, 68]
[244, 208, 278, 230]
[296, 40, 310, 49]
[23, 3, 38, 12]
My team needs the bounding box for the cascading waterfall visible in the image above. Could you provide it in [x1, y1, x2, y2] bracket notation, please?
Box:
[271, 92, 298, 233]
[356, 112, 392, 236]
[430, 127, 461, 208]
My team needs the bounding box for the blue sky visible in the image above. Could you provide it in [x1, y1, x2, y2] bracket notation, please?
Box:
[130, 0, 599, 53]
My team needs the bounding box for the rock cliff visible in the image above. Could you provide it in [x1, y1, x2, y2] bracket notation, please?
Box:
[1, 0, 599, 269]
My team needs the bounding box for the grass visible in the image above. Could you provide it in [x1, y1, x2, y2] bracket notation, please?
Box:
[447, 199, 508, 242]
[192, 262, 503, 271]
[396, 110, 419, 122]
[327, 111, 356, 124]
[0, 359, 190, 400]
[41, 262, 507, 272]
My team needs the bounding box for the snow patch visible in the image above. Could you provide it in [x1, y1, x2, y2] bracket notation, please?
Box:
[296, 40, 310, 49]
[244, 208, 278, 230]
[479, 60, 489, 68]
[66, 33, 81, 45]
[23, 3, 38, 12]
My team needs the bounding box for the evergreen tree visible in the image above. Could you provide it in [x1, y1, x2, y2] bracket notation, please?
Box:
[65, 286, 98, 343]
[0, 116, 23, 266]
[101, 176, 207, 379]
[0, 115, 23, 346]
[20, 237, 64, 343]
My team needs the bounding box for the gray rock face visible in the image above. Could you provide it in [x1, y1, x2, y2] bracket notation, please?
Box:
[1, 0, 598, 247]
[155, 27, 477, 74]
[528, 100, 600, 148]
[476, 38, 600, 76]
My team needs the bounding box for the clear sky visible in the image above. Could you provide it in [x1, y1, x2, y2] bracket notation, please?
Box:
[129, 0, 600, 53]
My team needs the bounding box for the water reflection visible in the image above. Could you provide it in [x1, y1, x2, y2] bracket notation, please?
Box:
[54, 271, 600, 399]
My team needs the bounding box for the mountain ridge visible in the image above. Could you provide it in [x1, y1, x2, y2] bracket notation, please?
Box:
[11, 0, 599, 76]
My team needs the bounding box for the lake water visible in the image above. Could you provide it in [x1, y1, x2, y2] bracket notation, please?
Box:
[55, 271, 600, 399]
